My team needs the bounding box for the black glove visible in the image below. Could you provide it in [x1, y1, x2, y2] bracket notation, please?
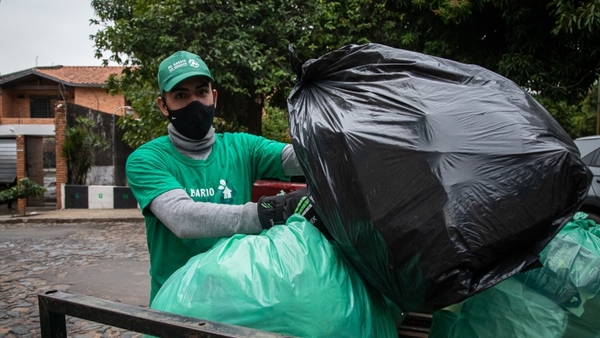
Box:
[257, 187, 324, 231]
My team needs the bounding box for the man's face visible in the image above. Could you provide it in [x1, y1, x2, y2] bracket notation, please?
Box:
[157, 76, 217, 115]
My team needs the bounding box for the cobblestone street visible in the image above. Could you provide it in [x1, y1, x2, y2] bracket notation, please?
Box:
[0, 221, 149, 337]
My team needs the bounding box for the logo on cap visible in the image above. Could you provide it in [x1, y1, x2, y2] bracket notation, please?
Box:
[189, 59, 200, 68]
[158, 51, 215, 92]
[167, 59, 194, 73]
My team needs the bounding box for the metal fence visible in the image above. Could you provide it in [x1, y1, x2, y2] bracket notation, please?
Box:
[38, 290, 291, 338]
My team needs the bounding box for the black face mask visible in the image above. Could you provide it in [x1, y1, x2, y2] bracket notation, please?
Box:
[166, 101, 215, 140]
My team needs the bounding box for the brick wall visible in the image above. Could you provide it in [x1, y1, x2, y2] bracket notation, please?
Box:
[74, 88, 126, 113]
[15, 135, 25, 215]
[0, 88, 5, 121]
[1, 82, 124, 119]
[12, 94, 31, 118]
[1, 87, 68, 119]
[1, 118, 55, 125]
[55, 103, 67, 210]
[0, 90, 20, 118]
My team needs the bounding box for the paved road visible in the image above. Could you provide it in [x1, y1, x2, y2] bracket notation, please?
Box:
[0, 220, 149, 337]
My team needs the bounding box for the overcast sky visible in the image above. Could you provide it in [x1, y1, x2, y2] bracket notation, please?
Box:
[0, 0, 114, 76]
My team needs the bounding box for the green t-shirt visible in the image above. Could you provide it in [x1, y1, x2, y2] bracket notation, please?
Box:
[126, 132, 288, 303]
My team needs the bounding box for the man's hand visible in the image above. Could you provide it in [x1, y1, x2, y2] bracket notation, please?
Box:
[257, 187, 324, 232]
[294, 195, 321, 227]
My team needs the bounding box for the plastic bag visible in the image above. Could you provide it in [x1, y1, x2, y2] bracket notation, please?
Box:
[521, 212, 600, 336]
[287, 43, 591, 312]
[150, 215, 400, 338]
[429, 278, 568, 338]
[519, 213, 600, 312]
[429, 212, 600, 337]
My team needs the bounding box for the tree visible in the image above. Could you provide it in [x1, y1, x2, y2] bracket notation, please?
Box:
[535, 83, 598, 139]
[307, 0, 600, 102]
[61, 117, 109, 185]
[90, 0, 600, 145]
[91, 0, 324, 148]
[0, 178, 46, 216]
[298, 0, 600, 138]
[262, 103, 291, 143]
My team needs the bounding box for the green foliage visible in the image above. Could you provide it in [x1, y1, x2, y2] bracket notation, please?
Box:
[292, 0, 599, 102]
[386, 1, 600, 102]
[301, 0, 600, 138]
[262, 104, 291, 143]
[580, 83, 600, 135]
[0, 178, 46, 202]
[91, 0, 323, 147]
[90, 0, 600, 144]
[116, 81, 169, 149]
[535, 83, 599, 139]
[61, 117, 109, 185]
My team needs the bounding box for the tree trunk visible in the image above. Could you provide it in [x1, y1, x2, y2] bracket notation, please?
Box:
[17, 197, 26, 216]
[246, 93, 265, 136]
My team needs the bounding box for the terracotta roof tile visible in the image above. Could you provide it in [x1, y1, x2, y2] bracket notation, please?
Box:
[34, 66, 126, 86]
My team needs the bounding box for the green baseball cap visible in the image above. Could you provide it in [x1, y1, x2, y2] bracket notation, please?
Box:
[157, 51, 215, 93]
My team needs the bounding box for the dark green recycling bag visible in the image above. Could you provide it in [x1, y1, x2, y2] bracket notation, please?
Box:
[151, 214, 400, 338]
[430, 212, 600, 337]
[523, 212, 600, 337]
[519, 212, 600, 315]
[429, 278, 568, 338]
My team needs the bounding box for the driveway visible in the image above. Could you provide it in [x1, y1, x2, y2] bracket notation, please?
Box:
[0, 221, 149, 337]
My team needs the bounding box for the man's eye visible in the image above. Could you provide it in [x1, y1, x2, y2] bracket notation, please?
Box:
[174, 93, 186, 99]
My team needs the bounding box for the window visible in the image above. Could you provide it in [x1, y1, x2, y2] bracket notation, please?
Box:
[30, 97, 54, 118]
[582, 148, 600, 167]
[582, 151, 595, 165]
[592, 149, 600, 167]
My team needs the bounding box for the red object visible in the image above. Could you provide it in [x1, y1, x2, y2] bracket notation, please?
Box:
[251, 180, 306, 202]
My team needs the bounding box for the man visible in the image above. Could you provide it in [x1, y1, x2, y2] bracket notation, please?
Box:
[1, 179, 16, 209]
[126, 51, 319, 304]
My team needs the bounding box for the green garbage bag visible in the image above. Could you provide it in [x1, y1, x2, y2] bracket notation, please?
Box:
[524, 212, 600, 337]
[430, 212, 600, 337]
[565, 300, 600, 338]
[522, 212, 600, 314]
[151, 214, 400, 338]
[429, 278, 567, 338]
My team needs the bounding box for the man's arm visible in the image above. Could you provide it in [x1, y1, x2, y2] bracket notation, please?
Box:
[149, 189, 262, 239]
[149, 144, 305, 239]
[282, 144, 304, 176]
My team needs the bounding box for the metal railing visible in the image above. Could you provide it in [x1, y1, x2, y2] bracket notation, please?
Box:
[397, 312, 432, 338]
[38, 290, 292, 338]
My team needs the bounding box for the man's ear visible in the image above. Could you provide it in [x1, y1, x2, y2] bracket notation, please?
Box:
[213, 89, 218, 109]
[157, 96, 169, 117]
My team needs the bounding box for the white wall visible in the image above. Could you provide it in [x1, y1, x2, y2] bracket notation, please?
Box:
[86, 165, 114, 185]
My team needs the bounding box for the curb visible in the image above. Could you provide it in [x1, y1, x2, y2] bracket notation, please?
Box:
[0, 217, 145, 225]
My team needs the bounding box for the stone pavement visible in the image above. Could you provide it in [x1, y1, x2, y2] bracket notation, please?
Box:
[0, 205, 150, 337]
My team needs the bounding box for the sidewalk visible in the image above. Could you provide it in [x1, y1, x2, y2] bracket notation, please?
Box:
[0, 204, 145, 224]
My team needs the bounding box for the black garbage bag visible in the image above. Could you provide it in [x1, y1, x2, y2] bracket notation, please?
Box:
[287, 43, 591, 312]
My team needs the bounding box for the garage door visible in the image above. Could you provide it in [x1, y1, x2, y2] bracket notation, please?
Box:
[0, 138, 17, 184]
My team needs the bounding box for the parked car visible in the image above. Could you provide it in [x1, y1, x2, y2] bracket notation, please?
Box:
[44, 177, 56, 200]
[574, 136, 600, 222]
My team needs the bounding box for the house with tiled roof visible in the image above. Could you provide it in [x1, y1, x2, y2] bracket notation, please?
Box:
[0, 66, 133, 212]
[0, 66, 128, 121]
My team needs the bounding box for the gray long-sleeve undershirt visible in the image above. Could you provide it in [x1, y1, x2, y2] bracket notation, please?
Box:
[148, 124, 302, 239]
